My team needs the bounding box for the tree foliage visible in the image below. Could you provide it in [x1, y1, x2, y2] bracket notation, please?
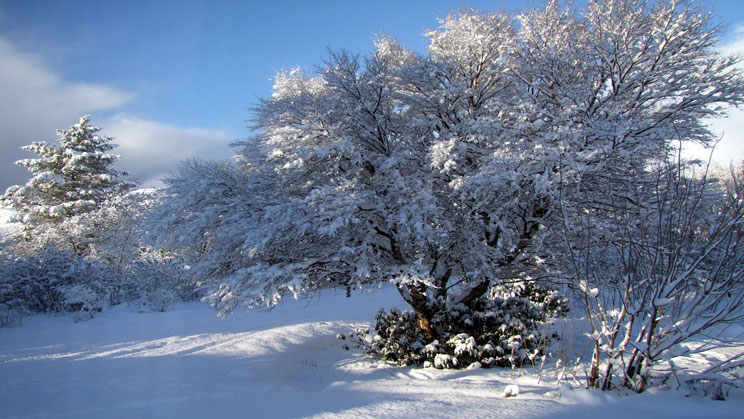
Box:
[160, 0, 737, 308]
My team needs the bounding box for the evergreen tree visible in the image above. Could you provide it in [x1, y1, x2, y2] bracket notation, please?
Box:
[2, 116, 134, 225]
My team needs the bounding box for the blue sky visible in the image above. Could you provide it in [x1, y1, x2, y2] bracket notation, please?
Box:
[1, 0, 743, 189]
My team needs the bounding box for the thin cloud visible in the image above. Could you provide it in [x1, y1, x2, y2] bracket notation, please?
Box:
[721, 25, 744, 56]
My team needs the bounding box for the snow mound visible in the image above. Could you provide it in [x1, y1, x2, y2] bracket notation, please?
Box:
[504, 384, 520, 397]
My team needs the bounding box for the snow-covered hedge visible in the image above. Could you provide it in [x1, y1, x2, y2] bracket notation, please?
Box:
[0, 248, 197, 324]
[0, 248, 111, 317]
[345, 281, 567, 368]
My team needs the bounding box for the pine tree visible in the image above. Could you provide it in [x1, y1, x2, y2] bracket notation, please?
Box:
[2, 116, 134, 224]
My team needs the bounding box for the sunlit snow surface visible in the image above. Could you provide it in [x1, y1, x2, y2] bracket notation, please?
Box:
[1, 287, 742, 418]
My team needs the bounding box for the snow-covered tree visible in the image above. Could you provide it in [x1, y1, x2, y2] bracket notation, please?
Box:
[148, 159, 260, 306]
[36, 189, 161, 264]
[153, 0, 744, 352]
[2, 116, 134, 225]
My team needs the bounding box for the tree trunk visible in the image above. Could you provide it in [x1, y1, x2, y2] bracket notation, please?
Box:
[396, 281, 438, 339]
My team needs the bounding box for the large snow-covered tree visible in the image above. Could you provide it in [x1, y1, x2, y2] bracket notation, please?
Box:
[153, 0, 744, 341]
[2, 116, 134, 225]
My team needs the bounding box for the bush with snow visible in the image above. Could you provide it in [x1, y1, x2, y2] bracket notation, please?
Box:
[561, 159, 744, 392]
[120, 257, 198, 312]
[0, 246, 196, 324]
[0, 184, 196, 322]
[345, 281, 567, 369]
[0, 248, 111, 317]
[503, 384, 520, 398]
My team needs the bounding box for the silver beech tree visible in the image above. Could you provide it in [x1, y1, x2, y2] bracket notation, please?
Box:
[152, 0, 744, 343]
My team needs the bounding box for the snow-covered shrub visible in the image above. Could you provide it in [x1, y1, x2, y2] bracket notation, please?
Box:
[669, 340, 744, 400]
[560, 157, 744, 392]
[346, 281, 567, 369]
[8, 189, 159, 262]
[686, 377, 735, 401]
[503, 384, 520, 398]
[0, 247, 194, 323]
[120, 257, 197, 312]
[0, 248, 111, 317]
[0, 303, 22, 327]
[0, 191, 196, 317]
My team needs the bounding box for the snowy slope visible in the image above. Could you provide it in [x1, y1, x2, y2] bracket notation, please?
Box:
[1, 287, 742, 418]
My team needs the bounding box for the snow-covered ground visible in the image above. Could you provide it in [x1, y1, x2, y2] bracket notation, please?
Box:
[1, 286, 742, 418]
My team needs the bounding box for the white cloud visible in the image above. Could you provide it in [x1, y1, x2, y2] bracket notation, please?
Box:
[101, 114, 235, 188]
[692, 25, 744, 165]
[0, 35, 235, 191]
[0, 36, 134, 190]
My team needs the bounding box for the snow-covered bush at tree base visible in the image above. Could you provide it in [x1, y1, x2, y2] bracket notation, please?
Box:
[2, 116, 133, 225]
[344, 281, 568, 369]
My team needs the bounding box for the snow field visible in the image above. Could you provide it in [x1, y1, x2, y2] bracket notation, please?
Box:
[1, 286, 742, 418]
